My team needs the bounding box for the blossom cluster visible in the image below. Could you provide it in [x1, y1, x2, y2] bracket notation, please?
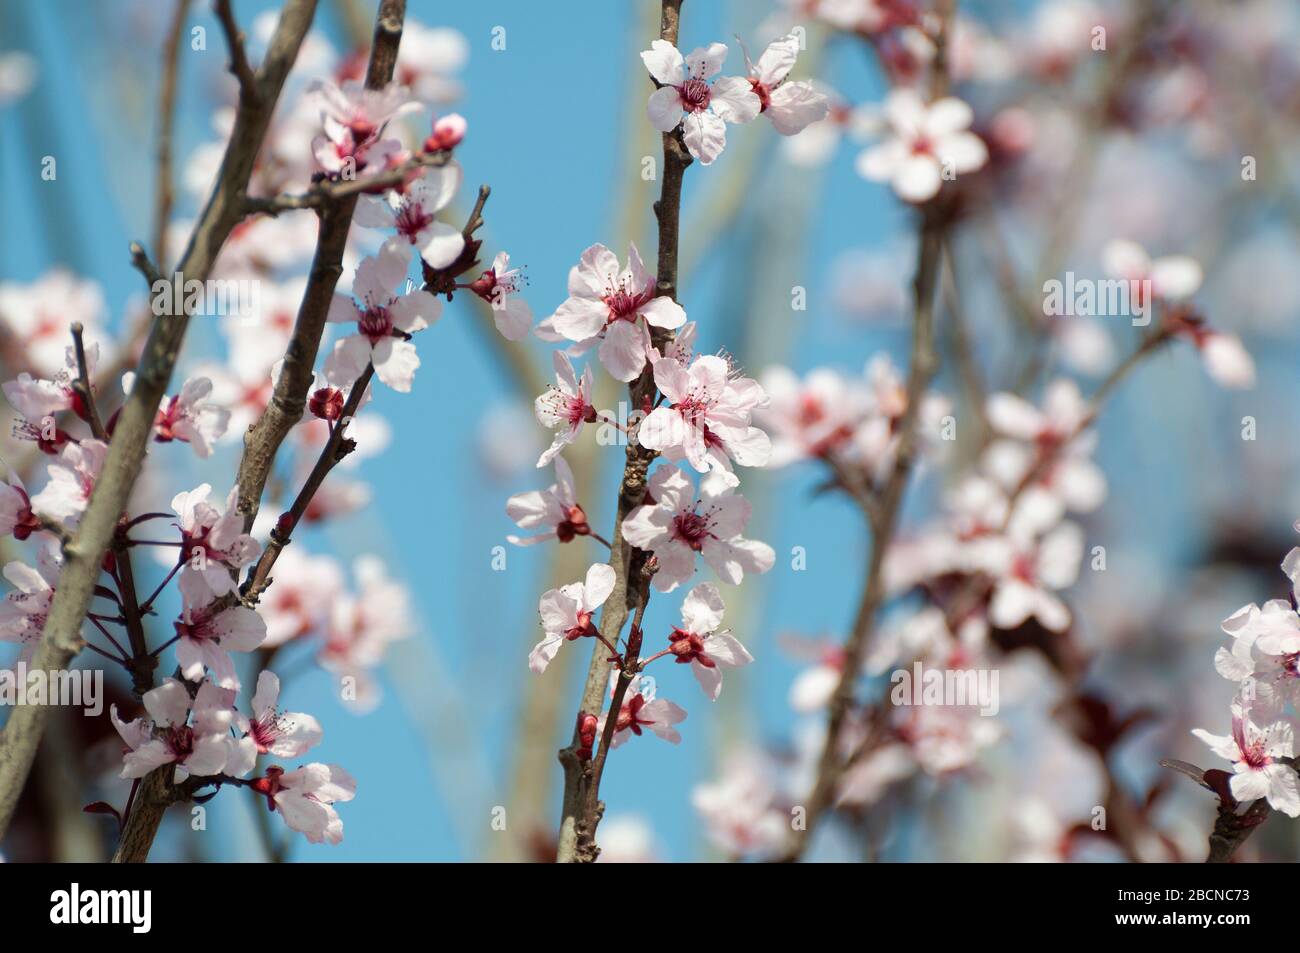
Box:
[0, 13, 471, 851]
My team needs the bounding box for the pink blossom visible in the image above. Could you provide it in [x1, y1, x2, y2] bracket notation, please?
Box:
[113, 678, 252, 781]
[0, 537, 63, 660]
[1214, 600, 1300, 717]
[310, 79, 412, 178]
[1193, 702, 1300, 816]
[354, 165, 466, 270]
[30, 439, 109, 530]
[325, 244, 441, 392]
[1101, 238, 1203, 303]
[534, 352, 596, 468]
[252, 763, 356, 845]
[237, 670, 323, 758]
[468, 251, 533, 341]
[598, 674, 687, 748]
[979, 521, 1084, 632]
[172, 484, 261, 609]
[0, 270, 108, 377]
[758, 366, 868, 466]
[318, 556, 412, 712]
[548, 243, 686, 382]
[258, 547, 344, 648]
[856, 89, 988, 202]
[692, 752, 789, 856]
[0, 475, 39, 541]
[530, 563, 616, 674]
[424, 112, 467, 151]
[622, 464, 775, 593]
[139, 375, 230, 457]
[638, 354, 771, 483]
[741, 34, 830, 136]
[665, 583, 753, 700]
[174, 597, 267, 691]
[641, 40, 761, 164]
[507, 456, 591, 545]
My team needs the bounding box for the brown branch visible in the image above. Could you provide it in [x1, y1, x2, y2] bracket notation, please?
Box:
[777, 1, 954, 862]
[153, 0, 192, 271]
[554, 0, 688, 865]
[214, 0, 259, 102]
[242, 149, 454, 216]
[234, 0, 408, 531]
[0, 0, 321, 844]
[241, 364, 374, 604]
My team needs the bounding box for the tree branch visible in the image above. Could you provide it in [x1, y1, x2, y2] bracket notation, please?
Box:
[0, 0, 321, 844]
[234, 0, 408, 531]
[554, 0, 688, 865]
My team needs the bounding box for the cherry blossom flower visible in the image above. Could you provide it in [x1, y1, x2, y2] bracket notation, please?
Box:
[252, 763, 356, 845]
[664, 582, 753, 699]
[192, 360, 274, 439]
[638, 354, 771, 483]
[394, 22, 468, 104]
[310, 79, 412, 178]
[982, 379, 1106, 525]
[424, 112, 467, 151]
[172, 484, 261, 609]
[530, 563, 616, 674]
[113, 678, 250, 781]
[548, 243, 686, 382]
[741, 34, 830, 136]
[692, 752, 789, 857]
[468, 251, 533, 341]
[1163, 314, 1256, 390]
[0, 475, 39, 541]
[236, 671, 323, 758]
[622, 464, 775, 593]
[856, 89, 988, 202]
[1214, 600, 1300, 717]
[3, 343, 94, 452]
[174, 597, 267, 691]
[641, 40, 761, 164]
[758, 366, 868, 466]
[507, 456, 593, 545]
[788, 645, 845, 713]
[599, 674, 687, 748]
[1101, 238, 1203, 304]
[325, 245, 441, 392]
[354, 165, 466, 270]
[1192, 703, 1300, 816]
[0, 537, 62, 662]
[534, 352, 596, 467]
[127, 374, 230, 457]
[979, 521, 1084, 632]
[0, 270, 108, 377]
[1196, 331, 1255, 389]
[318, 556, 412, 712]
[30, 439, 109, 530]
[259, 547, 345, 648]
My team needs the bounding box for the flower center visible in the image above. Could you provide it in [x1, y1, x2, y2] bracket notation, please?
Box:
[604, 287, 645, 322]
[394, 201, 434, 243]
[679, 78, 711, 112]
[672, 507, 715, 551]
[358, 306, 393, 343]
[167, 725, 195, 760]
